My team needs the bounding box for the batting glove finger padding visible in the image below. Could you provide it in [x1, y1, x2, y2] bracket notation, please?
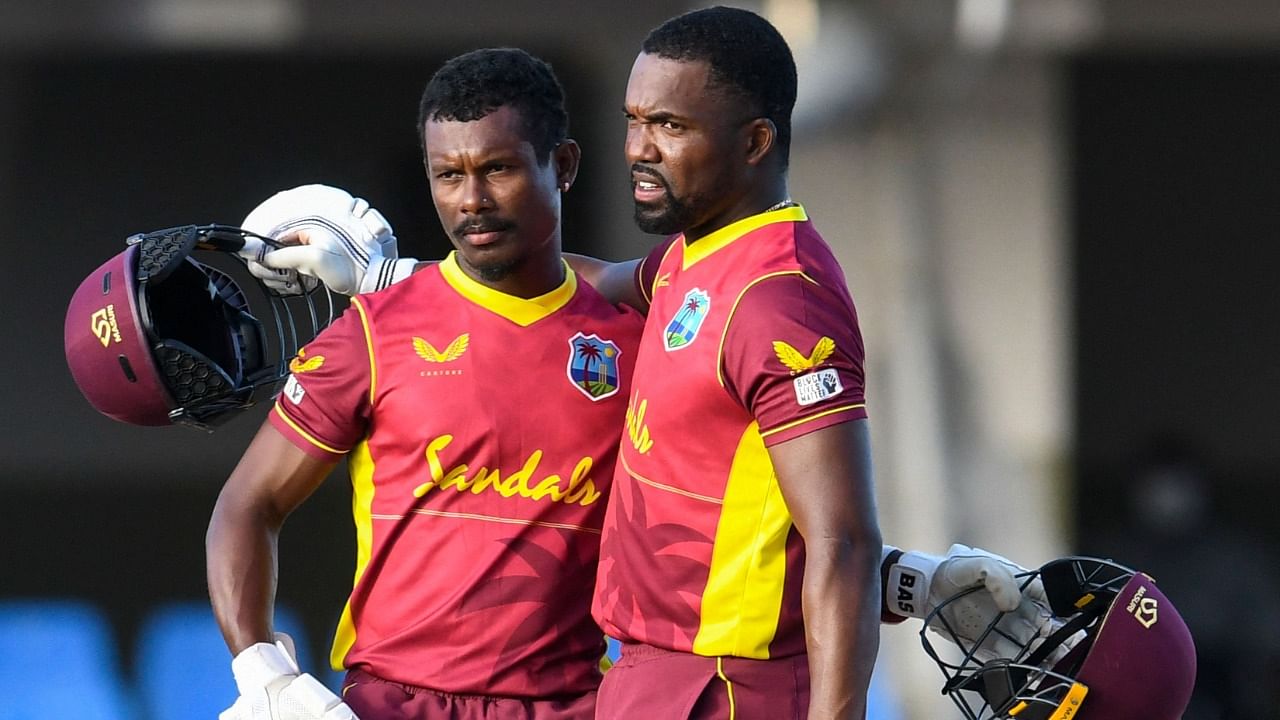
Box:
[237, 236, 318, 296]
[240, 184, 410, 296]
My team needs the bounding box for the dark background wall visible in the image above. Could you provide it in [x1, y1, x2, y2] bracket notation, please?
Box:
[1071, 54, 1280, 540]
[1071, 54, 1280, 715]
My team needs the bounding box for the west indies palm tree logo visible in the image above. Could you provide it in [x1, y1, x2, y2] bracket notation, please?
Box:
[567, 333, 621, 401]
[664, 288, 711, 351]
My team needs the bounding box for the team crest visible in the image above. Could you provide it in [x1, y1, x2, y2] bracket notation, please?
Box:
[664, 288, 711, 351]
[567, 333, 621, 401]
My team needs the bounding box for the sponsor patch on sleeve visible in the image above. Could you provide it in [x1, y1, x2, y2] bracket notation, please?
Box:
[283, 375, 306, 405]
[792, 368, 842, 406]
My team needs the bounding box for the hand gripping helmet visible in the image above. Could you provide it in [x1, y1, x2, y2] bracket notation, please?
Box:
[922, 556, 1196, 720]
[64, 224, 335, 430]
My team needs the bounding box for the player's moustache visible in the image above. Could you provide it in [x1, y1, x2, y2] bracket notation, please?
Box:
[631, 164, 671, 195]
[453, 218, 514, 237]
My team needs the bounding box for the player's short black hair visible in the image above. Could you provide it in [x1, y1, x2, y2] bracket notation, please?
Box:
[642, 6, 797, 167]
[417, 48, 568, 162]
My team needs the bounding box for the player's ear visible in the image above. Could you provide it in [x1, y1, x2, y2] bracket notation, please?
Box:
[553, 138, 581, 192]
[744, 118, 775, 167]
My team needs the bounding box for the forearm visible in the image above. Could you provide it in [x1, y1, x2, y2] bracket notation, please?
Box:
[804, 533, 882, 720]
[205, 422, 332, 655]
[563, 252, 608, 287]
[208, 478, 358, 719]
[564, 253, 647, 310]
[206, 490, 281, 654]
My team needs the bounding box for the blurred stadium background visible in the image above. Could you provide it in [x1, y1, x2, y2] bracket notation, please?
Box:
[1, 0, 1278, 717]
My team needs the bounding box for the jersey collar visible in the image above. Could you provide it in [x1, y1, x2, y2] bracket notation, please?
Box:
[681, 204, 808, 270]
[439, 252, 576, 327]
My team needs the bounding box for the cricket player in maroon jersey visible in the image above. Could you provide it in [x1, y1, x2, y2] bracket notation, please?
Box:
[207, 49, 643, 720]
[567, 9, 881, 717]
[588, 199, 872, 719]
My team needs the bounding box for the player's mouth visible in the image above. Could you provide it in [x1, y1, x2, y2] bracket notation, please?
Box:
[632, 165, 669, 204]
[462, 230, 504, 246]
[457, 221, 513, 247]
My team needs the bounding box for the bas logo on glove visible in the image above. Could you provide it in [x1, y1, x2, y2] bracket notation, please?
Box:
[65, 224, 337, 430]
[891, 564, 922, 616]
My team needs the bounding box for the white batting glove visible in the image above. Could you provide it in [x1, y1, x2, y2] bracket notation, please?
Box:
[886, 544, 1061, 663]
[239, 184, 414, 296]
[219, 633, 358, 720]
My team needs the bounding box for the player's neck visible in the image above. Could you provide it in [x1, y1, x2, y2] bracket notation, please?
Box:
[683, 179, 790, 244]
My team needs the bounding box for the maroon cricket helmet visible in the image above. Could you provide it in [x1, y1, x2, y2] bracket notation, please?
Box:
[65, 225, 334, 429]
[922, 556, 1196, 720]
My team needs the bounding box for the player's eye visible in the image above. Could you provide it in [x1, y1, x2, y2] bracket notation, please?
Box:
[660, 120, 682, 131]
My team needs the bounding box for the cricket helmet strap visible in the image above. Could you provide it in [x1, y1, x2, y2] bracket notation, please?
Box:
[65, 224, 334, 430]
[922, 556, 1196, 720]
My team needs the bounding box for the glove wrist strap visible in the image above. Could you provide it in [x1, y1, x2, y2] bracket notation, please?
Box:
[230, 640, 299, 693]
[359, 257, 418, 294]
[886, 550, 942, 620]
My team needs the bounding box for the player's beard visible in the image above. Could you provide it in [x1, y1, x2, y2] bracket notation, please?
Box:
[471, 255, 524, 282]
[632, 166, 698, 236]
[454, 246, 525, 283]
[634, 196, 698, 236]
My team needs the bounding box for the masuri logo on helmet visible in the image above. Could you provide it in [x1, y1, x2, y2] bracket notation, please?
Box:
[89, 305, 123, 347]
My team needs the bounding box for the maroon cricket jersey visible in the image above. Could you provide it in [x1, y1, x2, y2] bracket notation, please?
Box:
[592, 205, 867, 659]
[269, 252, 642, 697]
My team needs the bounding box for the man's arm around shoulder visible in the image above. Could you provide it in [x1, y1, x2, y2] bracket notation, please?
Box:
[564, 253, 649, 312]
